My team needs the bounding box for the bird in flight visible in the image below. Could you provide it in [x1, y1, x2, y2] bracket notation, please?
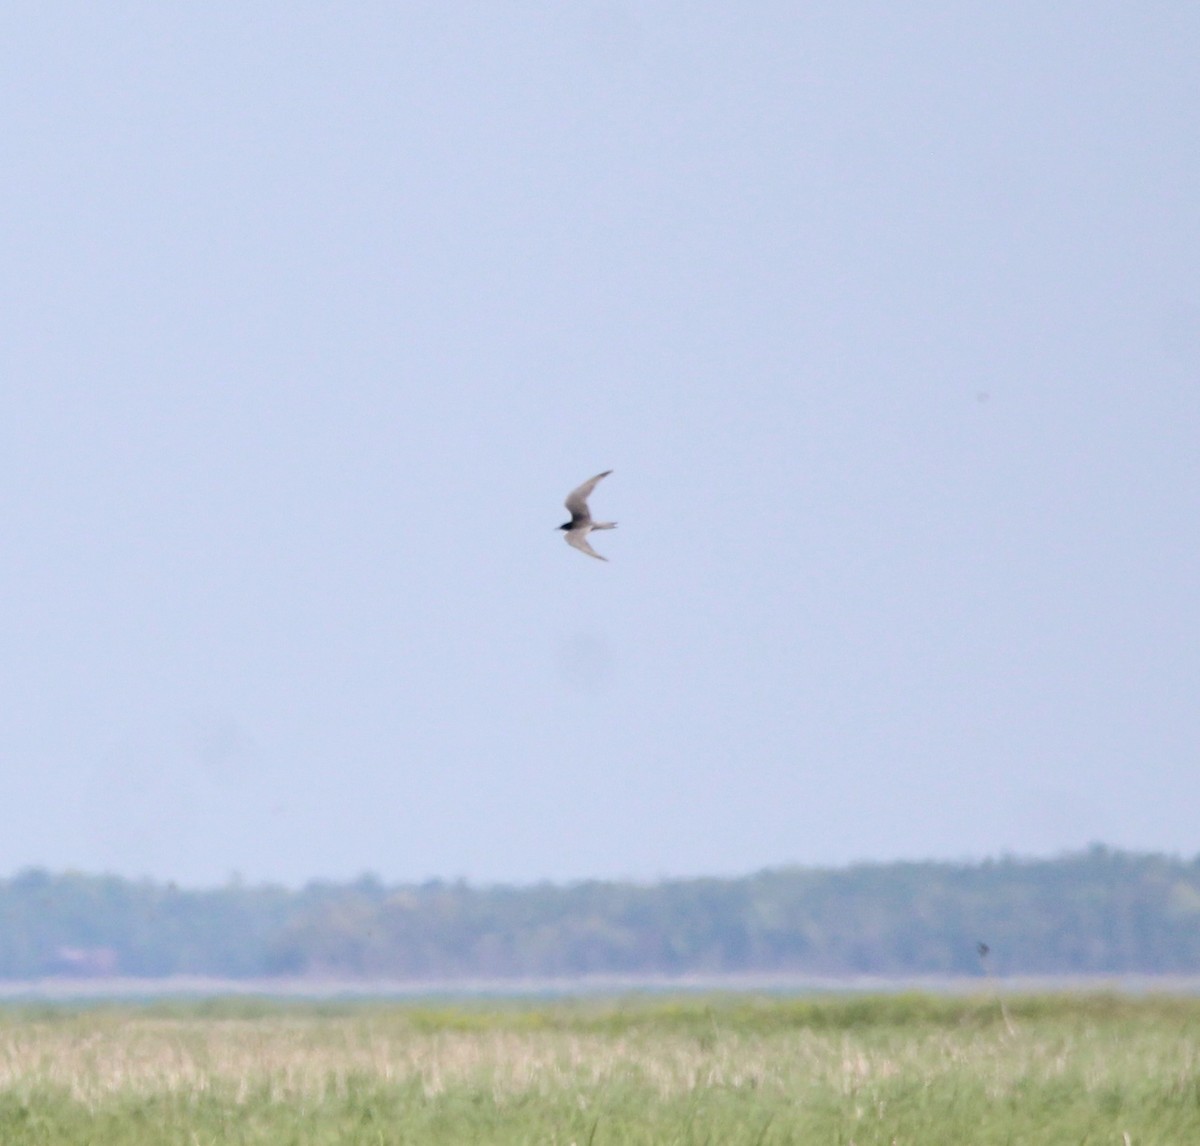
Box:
[559, 470, 616, 561]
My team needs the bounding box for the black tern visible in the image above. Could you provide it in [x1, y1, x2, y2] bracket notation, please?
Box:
[559, 470, 617, 561]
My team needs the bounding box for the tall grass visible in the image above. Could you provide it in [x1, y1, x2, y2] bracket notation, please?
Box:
[0, 993, 1195, 1143]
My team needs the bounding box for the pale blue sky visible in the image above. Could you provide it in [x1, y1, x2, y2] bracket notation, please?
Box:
[2, 4, 1197, 886]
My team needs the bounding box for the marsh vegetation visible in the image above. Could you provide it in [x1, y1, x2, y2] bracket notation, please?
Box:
[0, 993, 1196, 1143]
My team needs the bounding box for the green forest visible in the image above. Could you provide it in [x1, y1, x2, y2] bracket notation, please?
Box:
[2, 846, 1199, 981]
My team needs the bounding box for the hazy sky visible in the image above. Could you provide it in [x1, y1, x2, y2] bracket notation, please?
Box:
[2, 5, 1197, 887]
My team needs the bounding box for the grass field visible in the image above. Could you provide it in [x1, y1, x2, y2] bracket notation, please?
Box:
[0, 993, 1196, 1143]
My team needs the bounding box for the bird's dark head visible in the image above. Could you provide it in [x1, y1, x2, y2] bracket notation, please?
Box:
[557, 522, 571, 531]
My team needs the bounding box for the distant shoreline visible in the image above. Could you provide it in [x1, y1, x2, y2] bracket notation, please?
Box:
[3, 973, 1200, 1001]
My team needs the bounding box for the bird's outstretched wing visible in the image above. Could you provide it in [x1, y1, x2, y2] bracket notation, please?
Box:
[565, 528, 608, 561]
[564, 470, 612, 522]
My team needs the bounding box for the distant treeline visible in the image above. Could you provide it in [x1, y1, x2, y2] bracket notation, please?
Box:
[2, 846, 1199, 980]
